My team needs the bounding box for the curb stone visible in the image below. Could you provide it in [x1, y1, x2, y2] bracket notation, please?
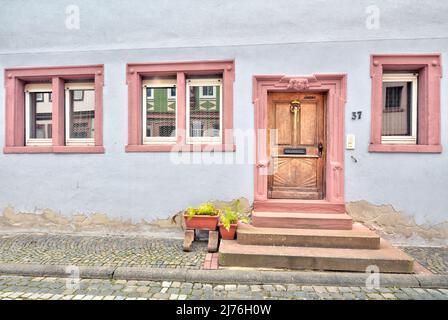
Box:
[113, 267, 187, 281]
[415, 274, 448, 288]
[0, 263, 447, 288]
[0, 264, 115, 279]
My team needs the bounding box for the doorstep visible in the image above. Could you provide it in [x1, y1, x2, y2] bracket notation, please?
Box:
[253, 199, 346, 213]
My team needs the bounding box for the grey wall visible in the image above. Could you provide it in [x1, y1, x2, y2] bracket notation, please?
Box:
[0, 0, 447, 224]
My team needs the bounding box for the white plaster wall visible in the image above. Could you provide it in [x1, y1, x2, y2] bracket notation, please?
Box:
[0, 0, 447, 224]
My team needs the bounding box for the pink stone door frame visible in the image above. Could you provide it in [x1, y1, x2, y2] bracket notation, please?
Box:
[252, 74, 347, 210]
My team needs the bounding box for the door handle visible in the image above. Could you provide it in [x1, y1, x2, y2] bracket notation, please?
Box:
[318, 143, 324, 157]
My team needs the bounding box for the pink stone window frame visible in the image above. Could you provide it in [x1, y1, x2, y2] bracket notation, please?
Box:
[3, 64, 105, 154]
[125, 60, 235, 152]
[369, 54, 442, 153]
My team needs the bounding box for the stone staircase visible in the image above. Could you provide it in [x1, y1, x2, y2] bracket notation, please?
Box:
[219, 211, 415, 273]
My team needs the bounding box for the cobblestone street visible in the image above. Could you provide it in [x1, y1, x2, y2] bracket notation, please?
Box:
[0, 275, 447, 300]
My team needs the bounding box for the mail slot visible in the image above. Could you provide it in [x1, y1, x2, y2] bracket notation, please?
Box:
[283, 148, 306, 155]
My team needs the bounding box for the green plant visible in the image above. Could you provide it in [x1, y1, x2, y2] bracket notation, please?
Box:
[219, 207, 239, 231]
[219, 200, 250, 231]
[185, 202, 219, 220]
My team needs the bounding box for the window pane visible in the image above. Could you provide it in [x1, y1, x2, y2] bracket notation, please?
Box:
[189, 85, 220, 138]
[69, 89, 95, 139]
[29, 91, 52, 139]
[145, 87, 176, 138]
[382, 81, 412, 136]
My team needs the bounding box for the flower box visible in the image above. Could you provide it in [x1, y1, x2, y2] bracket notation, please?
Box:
[184, 214, 218, 231]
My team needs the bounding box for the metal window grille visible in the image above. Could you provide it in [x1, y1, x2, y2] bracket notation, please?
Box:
[69, 90, 95, 139]
[188, 85, 220, 138]
[145, 87, 176, 138]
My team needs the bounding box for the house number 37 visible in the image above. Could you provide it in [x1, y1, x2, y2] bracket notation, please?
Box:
[352, 111, 362, 120]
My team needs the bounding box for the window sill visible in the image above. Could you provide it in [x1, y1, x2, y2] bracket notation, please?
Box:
[53, 146, 105, 153]
[3, 146, 105, 154]
[368, 144, 442, 153]
[383, 108, 405, 113]
[125, 144, 236, 152]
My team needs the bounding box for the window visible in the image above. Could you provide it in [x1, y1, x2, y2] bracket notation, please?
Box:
[384, 86, 403, 109]
[187, 78, 222, 143]
[381, 73, 417, 144]
[200, 86, 215, 98]
[4, 64, 104, 154]
[65, 83, 95, 146]
[25, 83, 53, 146]
[72, 90, 84, 101]
[369, 54, 442, 153]
[142, 79, 177, 144]
[168, 87, 176, 99]
[35, 92, 44, 102]
[125, 60, 235, 152]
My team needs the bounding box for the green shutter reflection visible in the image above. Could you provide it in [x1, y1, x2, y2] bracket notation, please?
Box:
[154, 88, 168, 112]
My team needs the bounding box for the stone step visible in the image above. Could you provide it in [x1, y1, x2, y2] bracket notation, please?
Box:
[237, 223, 380, 249]
[219, 239, 414, 273]
[251, 211, 353, 230]
[253, 200, 346, 213]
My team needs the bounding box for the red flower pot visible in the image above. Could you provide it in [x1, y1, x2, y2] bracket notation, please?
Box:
[184, 214, 218, 231]
[219, 223, 237, 240]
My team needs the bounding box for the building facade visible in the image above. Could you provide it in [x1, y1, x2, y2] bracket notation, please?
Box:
[0, 0, 447, 228]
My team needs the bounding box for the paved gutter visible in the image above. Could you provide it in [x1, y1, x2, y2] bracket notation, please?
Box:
[0, 263, 447, 289]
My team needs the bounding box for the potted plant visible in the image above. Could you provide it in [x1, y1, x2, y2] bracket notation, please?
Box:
[218, 200, 249, 240]
[218, 207, 239, 240]
[184, 202, 219, 231]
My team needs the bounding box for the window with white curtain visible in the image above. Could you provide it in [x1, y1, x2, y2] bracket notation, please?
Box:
[381, 73, 418, 144]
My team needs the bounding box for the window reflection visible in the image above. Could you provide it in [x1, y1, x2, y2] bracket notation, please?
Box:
[29, 92, 52, 139]
[69, 89, 95, 139]
[189, 85, 220, 138]
[145, 87, 176, 138]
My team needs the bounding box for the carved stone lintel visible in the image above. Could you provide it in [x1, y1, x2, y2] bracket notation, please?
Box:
[287, 78, 309, 90]
[276, 75, 319, 91]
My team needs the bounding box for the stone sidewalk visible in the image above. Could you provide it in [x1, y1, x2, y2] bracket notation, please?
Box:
[0, 233, 448, 300]
[0, 233, 448, 293]
[0, 233, 207, 269]
[1, 233, 447, 274]
[401, 247, 448, 275]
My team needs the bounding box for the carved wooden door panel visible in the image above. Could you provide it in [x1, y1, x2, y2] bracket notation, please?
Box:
[267, 92, 326, 199]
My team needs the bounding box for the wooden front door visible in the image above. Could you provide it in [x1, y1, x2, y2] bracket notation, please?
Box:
[267, 92, 326, 200]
